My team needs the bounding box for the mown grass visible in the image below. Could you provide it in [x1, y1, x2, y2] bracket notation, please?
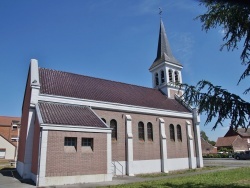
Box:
[101, 167, 250, 188]
[138, 166, 224, 178]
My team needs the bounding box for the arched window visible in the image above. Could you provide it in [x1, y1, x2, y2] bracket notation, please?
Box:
[169, 124, 175, 141]
[147, 122, 153, 141]
[168, 69, 173, 82]
[138, 121, 145, 141]
[101, 118, 106, 123]
[155, 73, 159, 86]
[161, 70, 165, 84]
[177, 124, 182, 141]
[110, 119, 117, 140]
[175, 71, 179, 83]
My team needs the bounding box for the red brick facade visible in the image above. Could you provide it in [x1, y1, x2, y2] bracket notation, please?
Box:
[45, 131, 107, 177]
[31, 116, 40, 175]
[94, 109, 194, 161]
[18, 72, 31, 163]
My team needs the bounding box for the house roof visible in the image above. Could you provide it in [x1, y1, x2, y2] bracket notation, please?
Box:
[215, 135, 239, 147]
[0, 116, 21, 126]
[149, 19, 182, 70]
[224, 127, 250, 138]
[236, 128, 250, 137]
[38, 102, 107, 128]
[39, 68, 190, 113]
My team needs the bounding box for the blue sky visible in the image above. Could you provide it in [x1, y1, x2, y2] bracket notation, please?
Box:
[0, 0, 249, 141]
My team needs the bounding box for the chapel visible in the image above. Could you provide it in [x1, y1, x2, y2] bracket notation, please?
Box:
[17, 19, 203, 187]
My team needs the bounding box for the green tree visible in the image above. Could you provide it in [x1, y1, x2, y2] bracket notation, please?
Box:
[181, 0, 250, 130]
[200, 130, 209, 141]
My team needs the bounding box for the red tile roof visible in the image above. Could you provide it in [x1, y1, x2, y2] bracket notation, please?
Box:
[38, 102, 107, 128]
[0, 116, 21, 126]
[215, 136, 239, 147]
[39, 68, 190, 113]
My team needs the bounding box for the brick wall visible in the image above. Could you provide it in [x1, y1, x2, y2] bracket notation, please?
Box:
[164, 117, 191, 158]
[31, 116, 40, 175]
[45, 131, 107, 177]
[93, 109, 126, 161]
[94, 108, 194, 161]
[18, 72, 31, 162]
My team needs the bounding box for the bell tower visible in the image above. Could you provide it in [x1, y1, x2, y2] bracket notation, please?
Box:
[149, 19, 183, 98]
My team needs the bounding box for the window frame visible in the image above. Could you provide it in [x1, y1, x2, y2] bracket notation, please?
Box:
[160, 70, 165, 84]
[82, 138, 93, 149]
[177, 124, 182, 142]
[169, 124, 175, 141]
[168, 69, 173, 82]
[138, 121, 145, 141]
[147, 122, 153, 141]
[155, 73, 159, 86]
[110, 119, 117, 141]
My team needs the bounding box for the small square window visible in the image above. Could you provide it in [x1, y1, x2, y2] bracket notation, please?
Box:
[82, 138, 93, 152]
[64, 137, 77, 153]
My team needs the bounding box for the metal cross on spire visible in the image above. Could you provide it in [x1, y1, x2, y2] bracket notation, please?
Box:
[159, 7, 162, 18]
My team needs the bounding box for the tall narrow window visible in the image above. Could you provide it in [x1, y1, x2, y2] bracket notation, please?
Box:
[101, 118, 106, 123]
[110, 119, 117, 140]
[169, 124, 175, 141]
[177, 124, 182, 141]
[161, 70, 165, 84]
[147, 122, 153, 141]
[155, 73, 159, 86]
[138, 121, 145, 141]
[168, 69, 173, 82]
[175, 71, 179, 83]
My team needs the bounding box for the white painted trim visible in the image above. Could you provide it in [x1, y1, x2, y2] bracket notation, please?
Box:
[132, 159, 161, 174]
[30, 59, 40, 87]
[125, 115, 134, 176]
[107, 133, 112, 177]
[186, 121, 195, 169]
[167, 158, 190, 171]
[38, 173, 112, 187]
[38, 95, 193, 118]
[37, 130, 48, 186]
[149, 61, 183, 72]
[35, 104, 44, 124]
[40, 124, 112, 133]
[159, 118, 168, 173]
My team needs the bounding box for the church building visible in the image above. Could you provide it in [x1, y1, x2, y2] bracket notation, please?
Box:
[17, 19, 203, 187]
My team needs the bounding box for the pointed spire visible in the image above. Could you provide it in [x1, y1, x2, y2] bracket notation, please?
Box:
[149, 19, 182, 70]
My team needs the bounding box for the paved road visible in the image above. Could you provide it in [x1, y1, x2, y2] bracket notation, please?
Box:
[203, 158, 250, 167]
[0, 159, 249, 188]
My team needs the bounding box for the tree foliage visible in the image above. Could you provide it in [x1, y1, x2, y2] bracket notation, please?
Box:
[198, 0, 250, 91]
[181, 81, 250, 130]
[180, 0, 250, 130]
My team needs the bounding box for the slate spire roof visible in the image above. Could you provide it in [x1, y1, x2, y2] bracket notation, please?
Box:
[149, 19, 182, 70]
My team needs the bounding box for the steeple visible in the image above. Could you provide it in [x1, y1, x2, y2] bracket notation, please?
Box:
[149, 19, 182, 70]
[149, 19, 184, 98]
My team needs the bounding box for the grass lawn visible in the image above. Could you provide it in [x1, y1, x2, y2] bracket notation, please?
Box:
[101, 167, 250, 188]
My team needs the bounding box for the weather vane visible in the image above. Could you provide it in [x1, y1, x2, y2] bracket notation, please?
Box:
[159, 7, 162, 18]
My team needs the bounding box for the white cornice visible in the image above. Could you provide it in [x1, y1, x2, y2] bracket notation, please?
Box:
[40, 123, 112, 133]
[38, 94, 193, 118]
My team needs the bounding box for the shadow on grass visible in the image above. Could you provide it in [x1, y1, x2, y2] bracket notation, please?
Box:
[0, 168, 35, 186]
[139, 182, 249, 188]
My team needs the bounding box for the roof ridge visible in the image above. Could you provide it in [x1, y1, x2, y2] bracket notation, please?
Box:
[39, 67, 160, 92]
